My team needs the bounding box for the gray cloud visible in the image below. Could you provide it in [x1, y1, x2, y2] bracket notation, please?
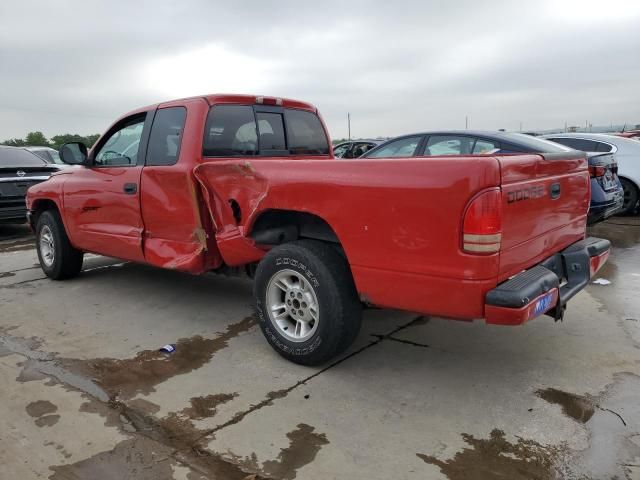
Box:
[0, 0, 638, 140]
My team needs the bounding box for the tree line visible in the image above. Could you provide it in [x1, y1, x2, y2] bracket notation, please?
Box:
[1, 131, 100, 150]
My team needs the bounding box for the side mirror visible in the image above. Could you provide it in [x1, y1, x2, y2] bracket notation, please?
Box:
[59, 142, 89, 166]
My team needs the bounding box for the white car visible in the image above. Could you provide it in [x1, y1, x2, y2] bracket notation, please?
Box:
[542, 133, 640, 214]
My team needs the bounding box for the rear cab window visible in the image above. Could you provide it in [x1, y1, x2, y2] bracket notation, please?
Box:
[203, 104, 329, 157]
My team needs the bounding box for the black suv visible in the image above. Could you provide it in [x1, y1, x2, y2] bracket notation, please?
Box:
[0, 146, 59, 223]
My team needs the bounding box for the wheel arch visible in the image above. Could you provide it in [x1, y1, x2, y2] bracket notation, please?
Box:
[30, 198, 61, 228]
[249, 209, 342, 247]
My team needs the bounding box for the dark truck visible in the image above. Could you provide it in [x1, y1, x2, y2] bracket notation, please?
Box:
[26, 94, 610, 365]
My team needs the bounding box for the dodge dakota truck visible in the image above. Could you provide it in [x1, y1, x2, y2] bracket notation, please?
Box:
[26, 94, 610, 365]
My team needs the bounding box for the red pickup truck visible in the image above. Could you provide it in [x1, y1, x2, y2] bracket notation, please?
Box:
[26, 94, 610, 365]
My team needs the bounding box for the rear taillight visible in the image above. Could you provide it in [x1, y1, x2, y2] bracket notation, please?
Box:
[463, 189, 502, 254]
[589, 165, 606, 178]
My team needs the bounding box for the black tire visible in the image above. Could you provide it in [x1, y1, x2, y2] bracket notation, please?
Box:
[620, 178, 639, 215]
[35, 210, 84, 280]
[254, 240, 362, 365]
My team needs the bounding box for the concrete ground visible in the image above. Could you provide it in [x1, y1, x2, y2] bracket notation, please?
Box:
[1, 219, 639, 480]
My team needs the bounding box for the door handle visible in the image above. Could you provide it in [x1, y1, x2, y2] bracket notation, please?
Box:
[123, 183, 137, 195]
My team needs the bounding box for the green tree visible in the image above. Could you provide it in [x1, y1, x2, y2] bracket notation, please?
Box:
[25, 131, 49, 147]
[1, 138, 27, 147]
[50, 134, 88, 150]
[84, 134, 100, 147]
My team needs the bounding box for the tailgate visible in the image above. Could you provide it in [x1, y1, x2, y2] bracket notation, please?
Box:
[498, 152, 590, 281]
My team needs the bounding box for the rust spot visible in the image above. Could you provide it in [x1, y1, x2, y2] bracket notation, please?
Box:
[537, 388, 595, 423]
[417, 429, 561, 480]
[192, 227, 208, 249]
[63, 316, 256, 399]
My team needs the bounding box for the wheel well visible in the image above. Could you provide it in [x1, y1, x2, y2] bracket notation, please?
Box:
[30, 199, 59, 226]
[250, 210, 340, 246]
[619, 176, 639, 192]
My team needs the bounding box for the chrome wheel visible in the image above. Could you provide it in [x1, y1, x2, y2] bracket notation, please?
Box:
[266, 269, 319, 342]
[39, 225, 55, 267]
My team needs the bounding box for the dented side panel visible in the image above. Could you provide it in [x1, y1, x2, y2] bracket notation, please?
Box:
[139, 99, 223, 273]
[193, 157, 502, 277]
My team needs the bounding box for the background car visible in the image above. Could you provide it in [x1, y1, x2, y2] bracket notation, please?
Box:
[332, 139, 385, 158]
[0, 146, 59, 223]
[542, 133, 640, 215]
[612, 129, 640, 140]
[361, 130, 623, 225]
[24, 146, 62, 164]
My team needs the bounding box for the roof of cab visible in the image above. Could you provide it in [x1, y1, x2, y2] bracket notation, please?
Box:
[116, 94, 318, 123]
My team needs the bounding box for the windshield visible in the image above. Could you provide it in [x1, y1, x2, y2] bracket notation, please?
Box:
[0, 148, 47, 168]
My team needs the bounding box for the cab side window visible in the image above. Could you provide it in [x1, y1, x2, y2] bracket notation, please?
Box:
[203, 105, 258, 156]
[94, 115, 146, 167]
[146, 107, 187, 166]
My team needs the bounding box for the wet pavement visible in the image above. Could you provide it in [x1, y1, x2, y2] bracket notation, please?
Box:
[1, 219, 640, 479]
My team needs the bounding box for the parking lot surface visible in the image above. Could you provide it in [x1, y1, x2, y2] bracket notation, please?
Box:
[1, 219, 639, 479]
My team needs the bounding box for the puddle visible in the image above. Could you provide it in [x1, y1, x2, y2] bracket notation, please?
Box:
[588, 218, 640, 249]
[261, 423, 330, 480]
[49, 437, 177, 480]
[35, 414, 61, 427]
[26, 400, 58, 417]
[417, 429, 562, 480]
[62, 315, 256, 399]
[536, 388, 595, 423]
[182, 393, 238, 420]
[0, 238, 35, 253]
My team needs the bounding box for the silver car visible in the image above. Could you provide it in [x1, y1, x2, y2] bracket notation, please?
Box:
[542, 133, 640, 214]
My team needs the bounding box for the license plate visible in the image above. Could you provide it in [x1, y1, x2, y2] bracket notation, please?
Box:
[532, 291, 554, 317]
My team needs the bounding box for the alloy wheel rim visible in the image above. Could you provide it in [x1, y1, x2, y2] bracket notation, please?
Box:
[39, 226, 55, 267]
[266, 269, 319, 342]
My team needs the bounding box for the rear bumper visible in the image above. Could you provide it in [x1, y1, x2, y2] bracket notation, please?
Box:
[588, 191, 624, 225]
[484, 237, 610, 325]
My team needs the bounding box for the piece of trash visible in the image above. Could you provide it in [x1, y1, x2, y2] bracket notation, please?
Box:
[304, 394, 310, 400]
[592, 278, 611, 285]
[159, 344, 176, 353]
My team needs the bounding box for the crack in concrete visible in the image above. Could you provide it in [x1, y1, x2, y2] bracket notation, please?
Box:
[378, 335, 430, 348]
[597, 405, 627, 426]
[0, 276, 46, 288]
[203, 315, 427, 439]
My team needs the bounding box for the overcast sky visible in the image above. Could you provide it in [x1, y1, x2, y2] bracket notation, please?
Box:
[0, 0, 639, 140]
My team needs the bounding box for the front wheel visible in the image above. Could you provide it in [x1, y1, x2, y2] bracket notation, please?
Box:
[36, 210, 84, 280]
[254, 240, 362, 365]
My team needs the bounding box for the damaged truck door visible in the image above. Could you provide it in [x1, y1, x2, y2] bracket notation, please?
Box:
[27, 94, 611, 366]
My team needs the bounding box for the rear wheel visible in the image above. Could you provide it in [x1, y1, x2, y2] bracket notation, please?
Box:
[620, 178, 639, 215]
[254, 240, 362, 365]
[36, 210, 84, 280]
